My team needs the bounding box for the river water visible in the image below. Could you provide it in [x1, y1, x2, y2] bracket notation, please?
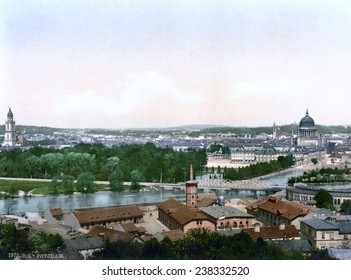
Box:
[0, 170, 304, 214]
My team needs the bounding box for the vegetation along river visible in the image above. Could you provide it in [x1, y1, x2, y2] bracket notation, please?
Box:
[0, 170, 305, 214]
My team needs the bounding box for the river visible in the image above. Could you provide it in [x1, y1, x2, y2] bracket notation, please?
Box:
[0, 170, 304, 214]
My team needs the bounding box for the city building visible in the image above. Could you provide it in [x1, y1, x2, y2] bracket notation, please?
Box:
[200, 205, 254, 230]
[3, 107, 16, 147]
[286, 183, 351, 210]
[63, 205, 144, 230]
[300, 216, 351, 250]
[297, 109, 321, 147]
[246, 196, 310, 230]
[157, 198, 216, 233]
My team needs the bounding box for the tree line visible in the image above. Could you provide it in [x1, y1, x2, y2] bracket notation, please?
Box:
[0, 143, 207, 184]
[223, 155, 294, 180]
[288, 167, 351, 185]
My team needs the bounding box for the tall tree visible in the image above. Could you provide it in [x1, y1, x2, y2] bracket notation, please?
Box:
[109, 169, 124, 192]
[130, 170, 142, 191]
[315, 189, 335, 210]
[76, 172, 96, 193]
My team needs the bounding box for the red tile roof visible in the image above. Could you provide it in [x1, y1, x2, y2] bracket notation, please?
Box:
[73, 206, 143, 225]
[158, 198, 210, 225]
[50, 208, 65, 217]
[257, 196, 309, 221]
[243, 225, 300, 240]
[87, 226, 135, 244]
[162, 229, 185, 242]
[121, 223, 139, 233]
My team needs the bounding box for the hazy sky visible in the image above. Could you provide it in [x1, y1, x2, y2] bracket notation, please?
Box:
[1, 0, 351, 129]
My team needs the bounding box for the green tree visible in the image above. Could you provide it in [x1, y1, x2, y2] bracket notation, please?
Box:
[109, 169, 124, 192]
[24, 155, 40, 178]
[102, 156, 120, 175]
[40, 153, 64, 178]
[315, 189, 335, 210]
[0, 224, 17, 258]
[311, 158, 318, 165]
[76, 172, 96, 193]
[61, 174, 75, 194]
[50, 176, 60, 194]
[130, 169, 142, 191]
[340, 200, 351, 214]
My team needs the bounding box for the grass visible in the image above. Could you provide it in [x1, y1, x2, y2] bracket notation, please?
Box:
[0, 180, 50, 193]
[0, 179, 132, 196]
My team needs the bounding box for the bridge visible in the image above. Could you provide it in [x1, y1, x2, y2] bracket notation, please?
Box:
[153, 179, 275, 191]
[197, 179, 274, 191]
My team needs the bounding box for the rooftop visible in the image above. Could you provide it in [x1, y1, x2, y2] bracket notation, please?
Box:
[243, 225, 300, 240]
[200, 205, 253, 219]
[73, 205, 143, 225]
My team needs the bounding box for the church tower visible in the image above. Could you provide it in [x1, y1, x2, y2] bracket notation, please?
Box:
[4, 107, 16, 147]
[272, 122, 277, 140]
[186, 163, 198, 208]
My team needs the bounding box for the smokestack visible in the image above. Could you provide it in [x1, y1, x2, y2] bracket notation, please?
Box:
[190, 162, 194, 181]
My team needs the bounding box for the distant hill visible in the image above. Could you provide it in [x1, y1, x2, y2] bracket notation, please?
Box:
[0, 124, 350, 136]
[0, 125, 70, 135]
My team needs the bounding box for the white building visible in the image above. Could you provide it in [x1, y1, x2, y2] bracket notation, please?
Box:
[3, 107, 16, 147]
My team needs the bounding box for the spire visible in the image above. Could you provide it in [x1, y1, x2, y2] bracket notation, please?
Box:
[306, 108, 309, 115]
[7, 107, 14, 119]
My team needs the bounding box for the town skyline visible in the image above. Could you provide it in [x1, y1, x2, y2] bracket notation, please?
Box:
[1, 1, 351, 129]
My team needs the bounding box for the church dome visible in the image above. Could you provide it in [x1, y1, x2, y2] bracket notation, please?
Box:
[299, 109, 315, 127]
[7, 108, 13, 119]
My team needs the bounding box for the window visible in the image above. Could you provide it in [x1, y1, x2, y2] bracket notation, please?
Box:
[322, 232, 325, 240]
[330, 232, 334, 240]
[344, 235, 349, 240]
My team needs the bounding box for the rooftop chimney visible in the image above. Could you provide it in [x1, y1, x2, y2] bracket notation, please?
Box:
[254, 223, 261, 233]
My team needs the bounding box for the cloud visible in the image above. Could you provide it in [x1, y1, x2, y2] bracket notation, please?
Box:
[48, 71, 202, 128]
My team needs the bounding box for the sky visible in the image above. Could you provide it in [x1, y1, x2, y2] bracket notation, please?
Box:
[1, 0, 351, 129]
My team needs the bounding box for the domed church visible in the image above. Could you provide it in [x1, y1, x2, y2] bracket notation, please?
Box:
[297, 109, 321, 146]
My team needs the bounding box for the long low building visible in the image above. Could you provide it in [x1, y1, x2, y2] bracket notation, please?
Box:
[230, 145, 325, 165]
[286, 183, 351, 210]
[63, 205, 144, 230]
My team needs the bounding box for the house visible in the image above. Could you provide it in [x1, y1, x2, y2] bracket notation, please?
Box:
[246, 196, 310, 230]
[63, 205, 144, 230]
[300, 216, 351, 250]
[242, 223, 300, 241]
[154, 229, 185, 242]
[44, 208, 65, 223]
[63, 237, 105, 259]
[87, 226, 144, 244]
[157, 198, 216, 233]
[121, 223, 146, 236]
[200, 205, 254, 230]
